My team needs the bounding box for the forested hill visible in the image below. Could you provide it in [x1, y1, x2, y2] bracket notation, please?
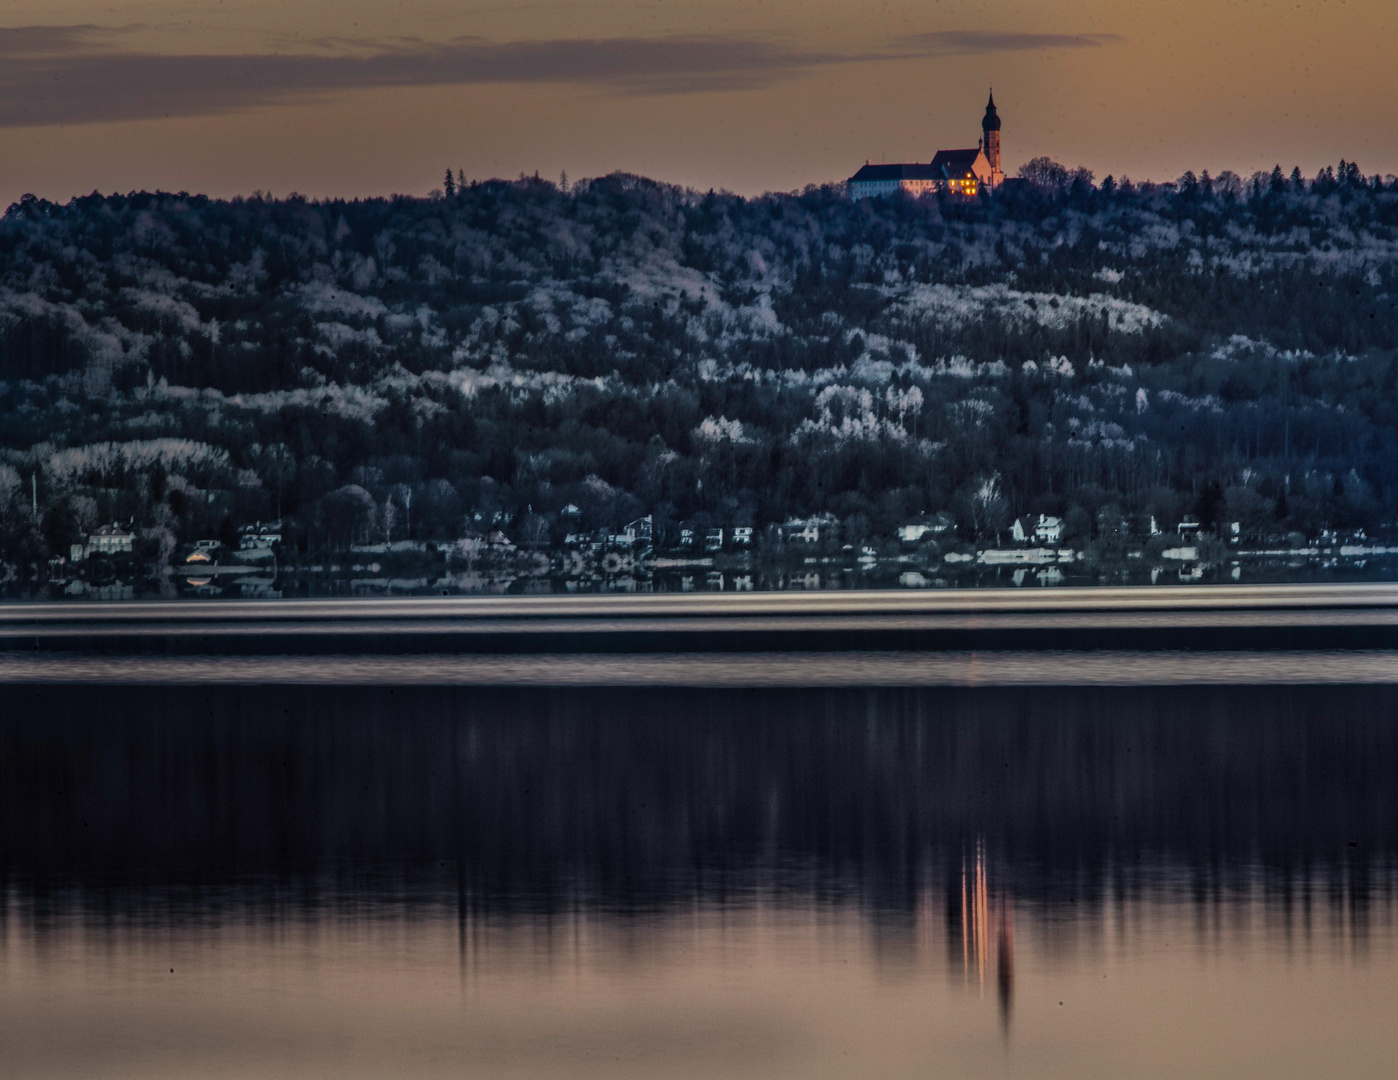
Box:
[2, 163, 1398, 569]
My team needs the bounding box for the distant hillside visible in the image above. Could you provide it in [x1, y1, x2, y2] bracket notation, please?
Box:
[2, 164, 1398, 579]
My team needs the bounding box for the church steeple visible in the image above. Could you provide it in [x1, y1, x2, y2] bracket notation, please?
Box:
[981, 90, 1003, 187]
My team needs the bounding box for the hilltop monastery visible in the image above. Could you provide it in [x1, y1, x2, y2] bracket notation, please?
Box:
[849, 92, 1005, 199]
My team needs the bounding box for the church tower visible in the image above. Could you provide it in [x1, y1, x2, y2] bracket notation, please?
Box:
[982, 91, 1003, 187]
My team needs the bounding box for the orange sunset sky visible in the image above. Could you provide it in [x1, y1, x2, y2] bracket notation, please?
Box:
[1, 0, 1395, 204]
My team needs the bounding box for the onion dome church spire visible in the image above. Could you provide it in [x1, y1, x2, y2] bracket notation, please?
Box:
[981, 90, 1003, 186]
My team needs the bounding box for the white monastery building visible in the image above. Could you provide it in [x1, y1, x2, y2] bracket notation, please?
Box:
[849, 92, 1005, 200]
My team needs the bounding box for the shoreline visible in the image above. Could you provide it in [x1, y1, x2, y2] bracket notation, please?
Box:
[6, 584, 1398, 683]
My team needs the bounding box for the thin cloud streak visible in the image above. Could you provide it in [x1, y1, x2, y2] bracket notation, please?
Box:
[897, 30, 1124, 52]
[0, 24, 142, 57]
[0, 28, 1122, 128]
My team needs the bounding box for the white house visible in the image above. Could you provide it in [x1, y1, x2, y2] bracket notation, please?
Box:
[1013, 514, 1063, 544]
[87, 522, 135, 555]
[1034, 515, 1064, 544]
[613, 515, 653, 546]
[898, 511, 955, 544]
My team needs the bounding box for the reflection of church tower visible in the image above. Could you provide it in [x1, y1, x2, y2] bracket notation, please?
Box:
[982, 91, 1003, 187]
[946, 840, 1015, 1032]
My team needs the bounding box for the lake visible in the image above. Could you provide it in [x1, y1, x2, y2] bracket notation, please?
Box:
[2, 682, 1395, 1078]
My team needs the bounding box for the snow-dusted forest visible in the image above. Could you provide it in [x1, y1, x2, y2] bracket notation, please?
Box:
[2, 161, 1398, 584]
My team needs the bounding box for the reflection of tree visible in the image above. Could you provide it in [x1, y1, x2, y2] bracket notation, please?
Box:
[1, 683, 1396, 951]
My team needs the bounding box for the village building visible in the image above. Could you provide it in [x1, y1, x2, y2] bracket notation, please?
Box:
[780, 517, 827, 544]
[239, 521, 283, 550]
[849, 92, 1005, 200]
[1011, 514, 1064, 545]
[898, 512, 955, 544]
[618, 516, 653, 545]
[71, 522, 136, 561]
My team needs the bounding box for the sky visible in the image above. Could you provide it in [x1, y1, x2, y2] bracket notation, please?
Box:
[1, 0, 1396, 204]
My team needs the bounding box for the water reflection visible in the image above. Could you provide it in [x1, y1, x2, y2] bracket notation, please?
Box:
[948, 840, 1015, 1029]
[2, 685, 1397, 1077]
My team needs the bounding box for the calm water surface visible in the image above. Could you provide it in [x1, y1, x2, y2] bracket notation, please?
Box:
[1, 685, 1396, 1078]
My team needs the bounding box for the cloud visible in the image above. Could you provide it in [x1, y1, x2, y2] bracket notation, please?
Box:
[0, 24, 140, 57]
[896, 30, 1124, 53]
[0, 36, 851, 126]
[0, 27, 1123, 128]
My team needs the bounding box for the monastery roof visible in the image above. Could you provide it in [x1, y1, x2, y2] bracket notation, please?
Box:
[848, 162, 945, 182]
[850, 149, 985, 184]
[928, 148, 984, 176]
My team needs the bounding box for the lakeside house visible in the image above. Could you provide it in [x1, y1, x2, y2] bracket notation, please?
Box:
[1011, 515, 1064, 545]
[239, 521, 282, 550]
[617, 516, 653, 546]
[70, 521, 136, 561]
[781, 516, 832, 544]
[898, 512, 955, 544]
[565, 516, 653, 550]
